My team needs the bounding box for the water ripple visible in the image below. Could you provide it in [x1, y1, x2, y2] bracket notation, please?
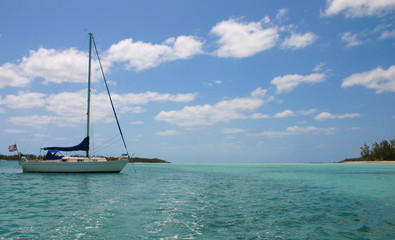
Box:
[1, 162, 395, 239]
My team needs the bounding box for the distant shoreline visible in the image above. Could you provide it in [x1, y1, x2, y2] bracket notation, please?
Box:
[130, 157, 170, 163]
[338, 160, 395, 164]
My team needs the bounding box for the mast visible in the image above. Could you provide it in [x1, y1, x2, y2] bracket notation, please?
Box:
[86, 33, 93, 157]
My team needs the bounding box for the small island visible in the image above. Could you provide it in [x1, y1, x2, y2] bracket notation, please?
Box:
[107, 156, 169, 163]
[340, 139, 395, 163]
[130, 157, 169, 163]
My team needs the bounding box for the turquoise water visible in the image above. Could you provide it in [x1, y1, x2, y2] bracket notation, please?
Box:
[1, 161, 395, 239]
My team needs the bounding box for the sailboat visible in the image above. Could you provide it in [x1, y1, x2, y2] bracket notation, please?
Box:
[19, 33, 130, 173]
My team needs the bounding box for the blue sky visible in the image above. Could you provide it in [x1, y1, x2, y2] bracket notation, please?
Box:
[1, 0, 394, 163]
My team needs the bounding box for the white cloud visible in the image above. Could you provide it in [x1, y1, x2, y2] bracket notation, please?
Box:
[10, 115, 69, 128]
[249, 125, 337, 137]
[210, 18, 279, 58]
[156, 130, 181, 136]
[45, 90, 197, 123]
[250, 87, 268, 98]
[273, 109, 316, 118]
[324, 0, 395, 18]
[274, 110, 295, 118]
[380, 29, 395, 39]
[213, 80, 222, 84]
[315, 112, 361, 121]
[281, 32, 318, 49]
[116, 91, 197, 105]
[155, 97, 265, 126]
[4, 129, 26, 134]
[271, 73, 326, 93]
[47, 90, 104, 122]
[251, 109, 316, 120]
[276, 8, 289, 21]
[21, 48, 90, 84]
[0, 35, 204, 88]
[0, 63, 31, 88]
[341, 32, 363, 47]
[130, 121, 144, 125]
[346, 127, 361, 131]
[0, 91, 47, 109]
[222, 128, 247, 134]
[155, 88, 273, 126]
[374, 24, 392, 33]
[298, 109, 318, 115]
[0, 47, 95, 89]
[250, 113, 270, 119]
[204, 80, 223, 87]
[3, 90, 198, 127]
[341, 65, 395, 93]
[105, 35, 204, 71]
[313, 62, 327, 72]
[170, 36, 205, 59]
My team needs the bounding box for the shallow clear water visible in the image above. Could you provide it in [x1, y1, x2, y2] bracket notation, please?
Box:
[1, 161, 395, 239]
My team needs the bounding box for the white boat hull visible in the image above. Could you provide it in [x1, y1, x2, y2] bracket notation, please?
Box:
[19, 159, 128, 173]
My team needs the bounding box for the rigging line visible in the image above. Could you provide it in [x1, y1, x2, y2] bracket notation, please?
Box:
[92, 35, 136, 173]
[94, 134, 120, 149]
[94, 137, 122, 154]
[92, 36, 130, 157]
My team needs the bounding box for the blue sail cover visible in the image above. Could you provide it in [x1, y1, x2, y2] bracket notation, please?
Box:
[42, 137, 89, 152]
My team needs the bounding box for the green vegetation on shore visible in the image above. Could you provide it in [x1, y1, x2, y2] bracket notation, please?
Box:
[130, 157, 169, 163]
[107, 156, 169, 163]
[0, 154, 169, 163]
[341, 139, 395, 162]
[0, 154, 36, 161]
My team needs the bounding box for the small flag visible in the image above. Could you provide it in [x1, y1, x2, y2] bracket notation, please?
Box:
[8, 144, 17, 152]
